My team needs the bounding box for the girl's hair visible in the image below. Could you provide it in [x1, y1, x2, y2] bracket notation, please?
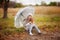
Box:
[26, 15, 33, 23]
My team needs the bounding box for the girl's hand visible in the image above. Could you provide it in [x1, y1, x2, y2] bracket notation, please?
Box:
[29, 22, 32, 24]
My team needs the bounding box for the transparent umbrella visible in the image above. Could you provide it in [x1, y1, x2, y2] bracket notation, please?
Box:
[14, 6, 35, 28]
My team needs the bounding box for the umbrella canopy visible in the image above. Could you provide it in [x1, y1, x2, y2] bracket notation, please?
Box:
[14, 6, 35, 28]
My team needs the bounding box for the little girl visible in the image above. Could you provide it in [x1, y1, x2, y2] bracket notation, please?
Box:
[24, 13, 41, 35]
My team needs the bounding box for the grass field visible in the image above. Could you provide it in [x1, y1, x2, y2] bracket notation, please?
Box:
[0, 6, 60, 28]
[0, 6, 60, 40]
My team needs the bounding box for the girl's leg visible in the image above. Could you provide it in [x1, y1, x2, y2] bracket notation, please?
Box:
[25, 23, 30, 31]
[28, 24, 34, 35]
[33, 24, 41, 33]
[25, 23, 33, 35]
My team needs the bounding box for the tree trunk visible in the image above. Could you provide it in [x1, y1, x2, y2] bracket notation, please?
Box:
[3, 7, 8, 18]
[3, 0, 9, 18]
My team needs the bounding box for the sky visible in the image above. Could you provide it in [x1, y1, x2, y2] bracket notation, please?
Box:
[10, 0, 60, 5]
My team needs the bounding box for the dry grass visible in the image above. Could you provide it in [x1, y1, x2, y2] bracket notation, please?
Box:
[0, 6, 60, 27]
[35, 6, 60, 14]
[0, 6, 60, 18]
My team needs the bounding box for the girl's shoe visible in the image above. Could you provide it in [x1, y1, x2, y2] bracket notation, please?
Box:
[29, 33, 33, 36]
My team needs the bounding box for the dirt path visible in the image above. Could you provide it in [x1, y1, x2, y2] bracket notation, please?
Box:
[0, 30, 60, 40]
